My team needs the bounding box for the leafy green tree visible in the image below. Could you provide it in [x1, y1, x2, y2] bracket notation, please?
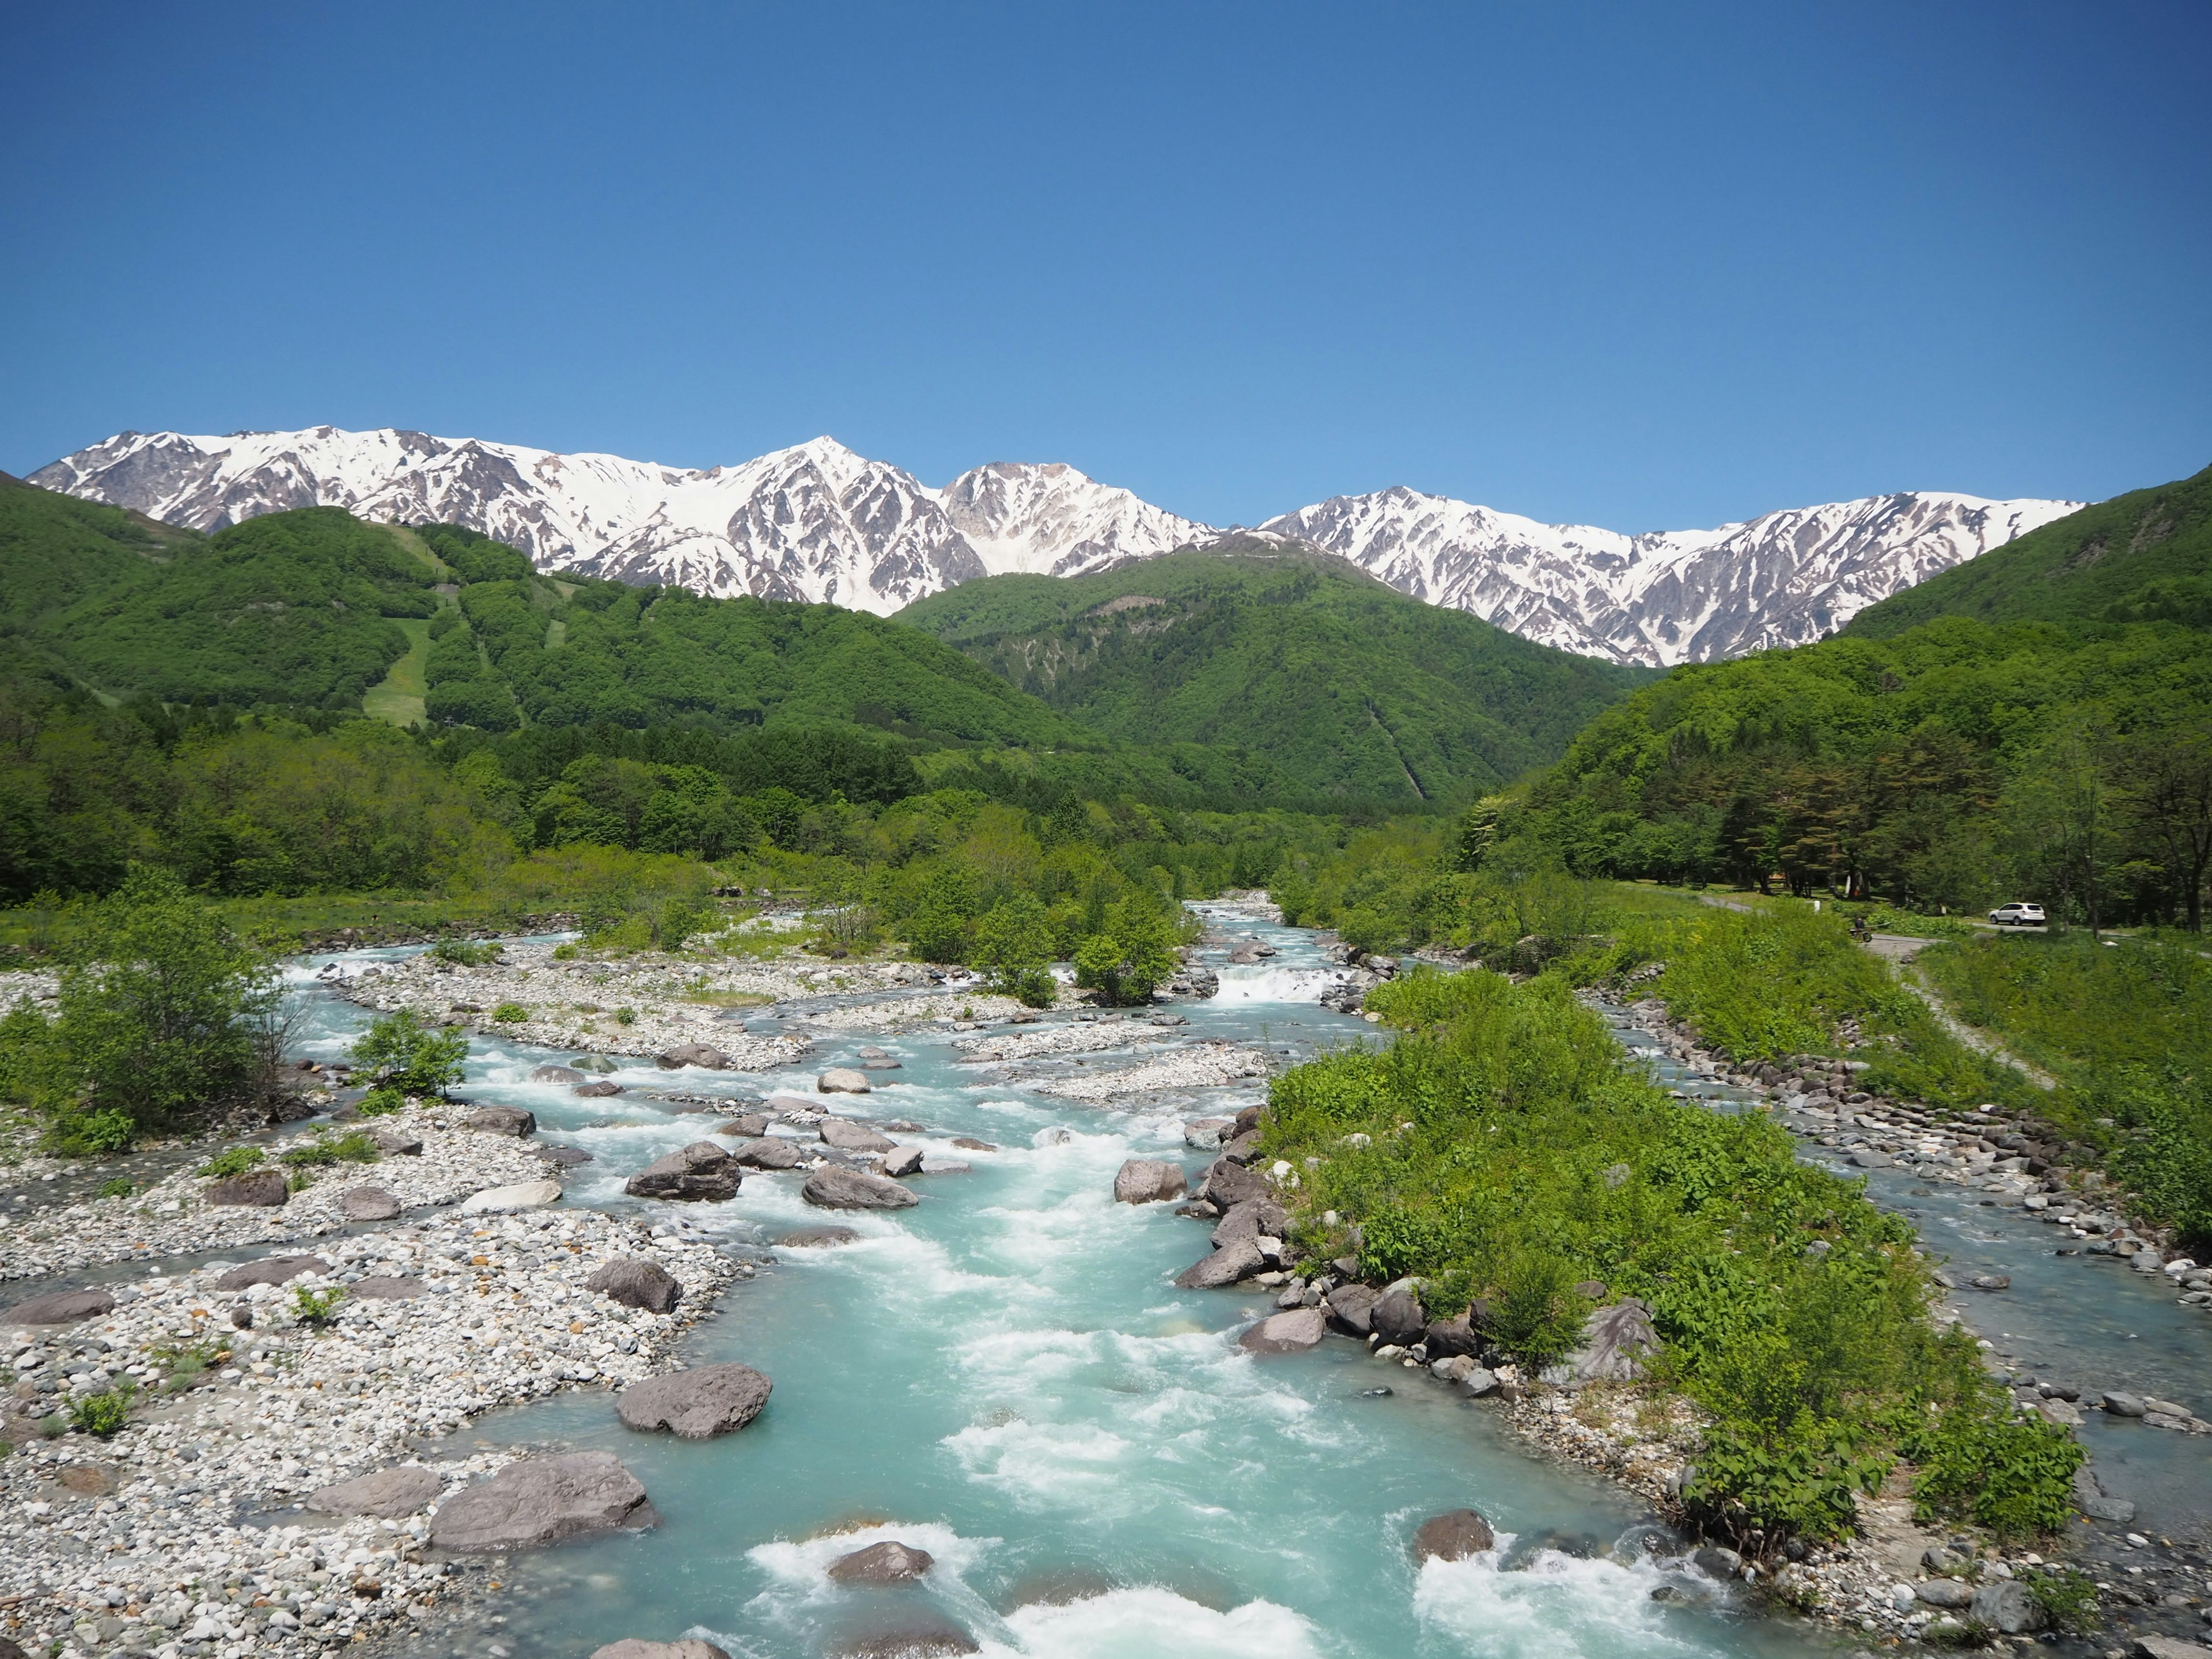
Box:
[1073, 891, 1181, 1005]
[2, 866, 275, 1149]
[973, 893, 1058, 1006]
[350, 1007, 467, 1096]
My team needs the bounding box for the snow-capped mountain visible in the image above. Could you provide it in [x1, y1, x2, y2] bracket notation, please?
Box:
[31, 425, 2081, 664]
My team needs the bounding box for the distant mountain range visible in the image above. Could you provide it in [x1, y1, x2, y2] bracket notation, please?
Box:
[32, 426, 2081, 666]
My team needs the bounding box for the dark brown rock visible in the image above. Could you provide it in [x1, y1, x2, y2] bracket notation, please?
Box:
[306, 1464, 444, 1518]
[626, 1141, 741, 1202]
[588, 1257, 682, 1313]
[4, 1287, 115, 1325]
[1372, 1283, 1426, 1346]
[716, 1113, 771, 1138]
[574, 1080, 626, 1097]
[616, 1363, 772, 1438]
[338, 1185, 402, 1221]
[206, 1169, 289, 1207]
[728, 1137, 804, 1169]
[802, 1168, 918, 1210]
[1199, 1156, 1266, 1211]
[1422, 1312, 1482, 1359]
[467, 1105, 537, 1137]
[213, 1256, 329, 1291]
[1411, 1509, 1496, 1562]
[827, 1540, 935, 1584]
[779, 1226, 861, 1248]
[427, 1452, 658, 1552]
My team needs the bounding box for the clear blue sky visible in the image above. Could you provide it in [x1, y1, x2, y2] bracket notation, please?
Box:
[3, 1, 2207, 531]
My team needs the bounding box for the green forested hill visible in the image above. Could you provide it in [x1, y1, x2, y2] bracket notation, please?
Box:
[896, 540, 1653, 802]
[1487, 463, 2212, 927]
[1847, 461, 2212, 637]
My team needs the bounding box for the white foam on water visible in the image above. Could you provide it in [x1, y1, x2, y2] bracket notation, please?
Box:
[980, 1587, 1326, 1658]
[1210, 965, 1336, 1005]
[1411, 1541, 1707, 1658]
[747, 1518, 998, 1592]
[943, 1415, 1143, 1508]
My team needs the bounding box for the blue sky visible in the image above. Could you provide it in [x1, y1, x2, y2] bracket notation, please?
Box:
[3, 1, 2207, 529]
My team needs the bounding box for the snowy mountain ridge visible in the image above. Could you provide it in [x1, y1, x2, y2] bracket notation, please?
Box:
[30, 425, 2081, 666]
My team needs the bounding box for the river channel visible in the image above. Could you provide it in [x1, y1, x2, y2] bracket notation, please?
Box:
[259, 906, 2205, 1658]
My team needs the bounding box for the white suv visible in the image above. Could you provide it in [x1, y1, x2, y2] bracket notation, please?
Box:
[1988, 902, 2047, 926]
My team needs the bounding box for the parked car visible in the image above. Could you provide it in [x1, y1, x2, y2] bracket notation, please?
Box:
[1988, 902, 2047, 926]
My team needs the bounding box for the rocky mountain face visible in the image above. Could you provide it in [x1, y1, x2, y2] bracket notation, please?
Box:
[33, 426, 2080, 663]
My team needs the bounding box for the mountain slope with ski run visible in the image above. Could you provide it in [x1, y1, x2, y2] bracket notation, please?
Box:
[32, 426, 2080, 666]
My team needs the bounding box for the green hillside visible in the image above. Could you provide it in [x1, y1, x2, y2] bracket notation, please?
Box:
[1479, 463, 2212, 929]
[896, 540, 1653, 803]
[1847, 460, 2212, 637]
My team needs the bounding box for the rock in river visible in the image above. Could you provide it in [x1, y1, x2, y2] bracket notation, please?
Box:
[780, 1226, 861, 1248]
[338, 1185, 402, 1221]
[530, 1065, 585, 1085]
[1412, 1510, 1497, 1562]
[467, 1105, 537, 1137]
[820, 1119, 896, 1154]
[213, 1256, 329, 1291]
[306, 1464, 444, 1518]
[818, 1067, 873, 1094]
[881, 1145, 926, 1178]
[588, 1257, 683, 1313]
[617, 1363, 773, 1438]
[1240, 1308, 1327, 1353]
[574, 1080, 626, 1097]
[429, 1451, 659, 1552]
[657, 1043, 730, 1070]
[1199, 1156, 1266, 1211]
[804, 1168, 919, 1210]
[3, 1287, 115, 1325]
[1175, 1238, 1263, 1290]
[592, 1643, 730, 1659]
[1113, 1159, 1187, 1204]
[729, 1137, 805, 1170]
[827, 1540, 935, 1584]
[626, 1142, 742, 1202]
[206, 1169, 289, 1207]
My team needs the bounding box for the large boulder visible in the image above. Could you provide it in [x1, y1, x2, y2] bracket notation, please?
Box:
[1564, 1299, 1660, 1382]
[338, 1185, 402, 1222]
[803, 1168, 919, 1210]
[206, 1169, 289, 1207]
[427, 1452, 658, 1552]
[728, 1137, 804, 1170]
[1199, 1157, 1266, 1211]
[1423, 1312, 1483, 1359]
[1968, 1580, 2044, 1635]
[717, 1113, 771, 1138]
[1113, 1159, 1187, 1204]
[1372, 1282, 1427, 1346]
[1239, 1308, 1327, 1353]
[1174, 1238, 1264, 1290]
[351, 1275, 425, 1301]
[616, 1363, 772, 1438]
[657, 1043, 730, 1070]
[626, 1142, 741, 1202]
[3, 1287, 114, 1325]
[463, 1179, 562, 1213]
[827, 1541, 934, 1584]
[530, 1065, 585, 1085]
[588, 1258, 682, 1314]
[1324, 1283, 1380, 1337]
[467, 1105, 537, 1137]
[1411, 1510, 1496, 1562]
[370, 1128, 423, 1156]
[1211, 1198, 1288, 1249]
[881, 1146, 926, 1178]
[213, 1256, 329, 1291]
[574, 1080, 626, 1097]
[305, 1464, 444, 1518]
[818, 1068, 873, 1094]
[820, 1119, 895, 1154]
[591, 1643, 730, 1659]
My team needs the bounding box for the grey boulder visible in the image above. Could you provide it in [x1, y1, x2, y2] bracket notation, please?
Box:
[1113, 1159, 1187, 1204]
[1914, 1580, 1974, 1609]
[2104, 1391, 2149, 1417]
[3, 1287, 115, 1325]
[338, 1185, 401, 1221]
[1324, 1283, 1380, 1337]
[803, 1168, 919, 1210]
[728, 1137, 804, 1170]
[1239, 1308, 1327, 1353]
[1174, 1239, 1263, 1290]
[1199, 1157, 1267, 1211]
[1411, 1509, 1496, 1562]
[467, 1105, 537, 1137]
[1423, 1312, 1483, 1359]
[616, 1363, 772, 1438]
[427, 1451, 658, 1552]
[880, 1146, 926, 1178]
[214, 1255, 329, 1291]
[820, 1119, 895, 1154]
[1211, 1198, 1287, 1249]
[718, 1113, 772, 1138]
[574, 1080, 626, 1097]
[306, 1464, 444, 1518]
[351, 1275, 425, 1301]
[626, 1142, 741, 1202]
[1372, 1283, 1427, 1346]
[818, 1067, 873, 1094]
[588, 1257, 683, 1313]
[779, 1226, 861, 1247]
[827, 1540, 934, 1584]
[206, 1169, 289, 1207]
[1968, 1580, 2043, 1635]
[657, 1043, 729, 1070]
[529, 1065, 585, 1085]
[1563, 1299, 1660, 1383]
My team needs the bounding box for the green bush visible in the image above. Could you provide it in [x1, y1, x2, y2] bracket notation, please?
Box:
[96, 1176, 134, 1199]
[2021, 1565, 2101, 1633]
[350, 1007, 467, 1096]
[279, 1130, 380, 1168]
[429, 937, 501, 966]
[291, 1284, 344, 1327]
[68, 1383, 135, 1437]
[1684, 1414, 1887, 1547]
[491, 1002, 530, 1023]
[615, 1007, 637, 1025]
[1073, 891, 1183, 1005]
[1904, 1394, 2084, 1539]
[355, 1084, 406, 1116]
[198, 1146, 265, 1178]
[1489, 1252, 1589, 1370]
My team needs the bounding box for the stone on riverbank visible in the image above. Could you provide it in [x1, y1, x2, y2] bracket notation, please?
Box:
[429, 1451, 659, 1552]
[820, 1119, 895, 1154]
[463, 1178, 562, 1213]
[1411, 1509, 1495, 1562]
[626, 1143, 742, 1202]
[2104, 1391, 2149, 1418]
[819, 1068, 873, 1093]
[1372, 1283, 1426, 1346]
[1967, 1580, 2043, 1635]
[589, 1258, 683, 1313]
[804, 1168, 919, 1210]
[206, 1169, 289, 1207]
[306, 1464, 444, 1518]
[3, 1287, 114, 1325]
[657, 1043, 730, 1069]
[1423, 1312, 1482, 1359]
[1324, 1283, 1380, 1336]
[1240, 1308, 1327, 1353]
[1561, 1299, 1659, 1384]
[214, 1256, 329, 1290]
[592, 1642, 731, 1659]
[828, 1540, 935, 1583]
[339, 1185, 402, 1221]
[1914, 1580, 1973, 1609]
[467, 1105, 537, 1137]
[1199, 1156, 1266, 1211]
[351, 1274, 425, 1300]
[617, 1363, 773, 1438]
[1175, 1239, 1263, 1290]
[1113, 1159, 1187, 1204]
[729, 1137, 804, 1169]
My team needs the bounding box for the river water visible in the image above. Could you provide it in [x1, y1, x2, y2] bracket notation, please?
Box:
[260, 909, 2205, 1657]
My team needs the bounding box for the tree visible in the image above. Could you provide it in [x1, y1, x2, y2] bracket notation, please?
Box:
[2121, 725, 2212, 931]
[972, 893, 1058, 1007]
[350, 1007, 468, 1096]
[2, 866, 275, 1149]
[1073, 891, 1182, 1006]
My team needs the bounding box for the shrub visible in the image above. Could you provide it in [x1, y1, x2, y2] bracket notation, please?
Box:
[198, 1146, 265, 1178]
[491, 1002, 530, 1024]
[1490, 1252, 1589, 1370]
[552, 941, 580, 960]
[350, 1007, 467, 1096]
[1073, 892, 1182, 1005]
[1904, 1394, 2083, 1538]
[68, 1383, 136, 1437]
[430, 937, 501, 966]
[355, 1084, 406, 1116]
[279, 1130, 380, 1168]
[291, 1285, 344, 1327]
[615, 1007, 636, 1025]
[96, 1176, 135, 1199]
[2022, 1565, 2101, 1633]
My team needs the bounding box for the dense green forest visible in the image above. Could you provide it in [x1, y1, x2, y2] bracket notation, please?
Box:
[1449, 464, 2212, 927]
[895, 540, 1652, 802]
